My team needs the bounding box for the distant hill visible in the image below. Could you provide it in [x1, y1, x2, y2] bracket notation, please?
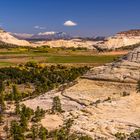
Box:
[0, 28, 30, 46]
[96, 29, 140, 50]
[118, 29, 140, 36]
[32, 39, 98, 50]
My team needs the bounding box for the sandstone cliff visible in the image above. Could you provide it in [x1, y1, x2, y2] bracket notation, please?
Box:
[83, 46, 140, 83]
[0, 29, 30, 46]
[97, 30, 140, 50]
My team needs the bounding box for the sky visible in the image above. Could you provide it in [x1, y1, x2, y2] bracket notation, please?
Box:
[0, 0, 140, 37]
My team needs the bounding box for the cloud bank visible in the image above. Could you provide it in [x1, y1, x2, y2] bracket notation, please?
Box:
[64, 20, 77, 26]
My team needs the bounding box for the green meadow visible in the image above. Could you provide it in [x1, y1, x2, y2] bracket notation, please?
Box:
[0, 47, 124, 67]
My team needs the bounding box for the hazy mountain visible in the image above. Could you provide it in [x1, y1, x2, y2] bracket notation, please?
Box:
[11, 32, 33, 40]
[11, 31, 105, 41]
[11, 31, 71, 41]
[30, 31, 71, 40]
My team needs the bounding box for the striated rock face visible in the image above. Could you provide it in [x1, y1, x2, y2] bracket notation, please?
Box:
[0, 28, 30, 46]
[83, 46, 140, 83]
[97, 30, 140, 50]
[127, 46, 140, 63]
[118, 29, 140, 36]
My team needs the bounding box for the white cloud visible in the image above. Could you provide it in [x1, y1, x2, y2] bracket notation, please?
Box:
[64, 20, 77, 26]
[34, 25, 46, 30]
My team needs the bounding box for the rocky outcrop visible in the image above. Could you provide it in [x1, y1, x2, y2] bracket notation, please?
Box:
[97, 30, 140, 50]
[83, 46, 140, 83]
[127, 47, 140, 63]
[0, 29, 30, 46]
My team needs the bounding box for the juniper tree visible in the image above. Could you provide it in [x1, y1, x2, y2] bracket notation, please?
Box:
[12, 84, 22, 102]
[32, 106, 45, 122]
[31, 124, 39, 140]
[51, 96, 63, 114]
[136, 80, 140, 93]
[15, 102, 20, 115]
[0, 81, 6, 112]
[39, 126, 48, 140]
[0, 112, 3, 124]
[10, 120, 25, 140]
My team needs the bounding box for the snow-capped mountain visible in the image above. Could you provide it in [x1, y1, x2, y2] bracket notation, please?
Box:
[11, 32, 33, 40]
[11, 31, 71, 40]
[30, 31, 71, 40]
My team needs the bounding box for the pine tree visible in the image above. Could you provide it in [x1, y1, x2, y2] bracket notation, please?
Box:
[31, 124, 39, 140]
[39, 126, 48, 140]
[15, 102, 20, 115]
[32, 106, 45, 122]
[0, 81, 5, 93]
[10, 120, 25, 140]
[12, 84, 22, 102]
[136, 80, 140, 93]
[0, 112, 3, 124]
[52, 96, 63, 114]
[20, 113, 28, 131]
[0, 92, 6, 112]
[0, 81, 6, 112]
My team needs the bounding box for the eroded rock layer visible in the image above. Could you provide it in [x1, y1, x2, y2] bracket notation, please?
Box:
[83, 46, 140, 83]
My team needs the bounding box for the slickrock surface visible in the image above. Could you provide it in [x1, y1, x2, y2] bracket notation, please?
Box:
[83, 46, 140, 83]
[23, 78, 138, 139]
[23, 47, 140, 139]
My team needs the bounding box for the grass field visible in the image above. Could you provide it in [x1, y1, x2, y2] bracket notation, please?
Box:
[45, 55, 119, 63]
[0, 47, 127, 67]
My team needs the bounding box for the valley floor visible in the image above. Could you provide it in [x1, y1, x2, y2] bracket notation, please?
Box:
[0, 48, 127, 67]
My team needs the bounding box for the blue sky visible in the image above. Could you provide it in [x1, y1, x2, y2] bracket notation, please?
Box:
[0, 0, 140, 36]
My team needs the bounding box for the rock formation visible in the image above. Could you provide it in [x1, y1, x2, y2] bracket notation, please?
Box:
[83, 46, 140, 83]
[0, 28, 30, 46]
[33, 39, 98, 49]
[97, 29, 140, 50]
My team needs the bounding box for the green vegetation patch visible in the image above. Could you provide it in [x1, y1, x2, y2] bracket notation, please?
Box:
[46, 55, 120, 63]
[0, 62, 15, 67]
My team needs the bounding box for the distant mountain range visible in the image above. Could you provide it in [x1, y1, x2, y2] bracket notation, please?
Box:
[11, 32, 71, 41]
[1, 27, 140, 50]
[11, 31, 105, 41]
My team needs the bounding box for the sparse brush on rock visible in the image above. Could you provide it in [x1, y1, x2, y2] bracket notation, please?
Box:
[0, 63, 89, 101]
[115, 129, 140, 140]
[121, 91, 130, 97]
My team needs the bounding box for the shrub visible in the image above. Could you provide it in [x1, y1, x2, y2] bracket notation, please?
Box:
[115, 132, 126, 140]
